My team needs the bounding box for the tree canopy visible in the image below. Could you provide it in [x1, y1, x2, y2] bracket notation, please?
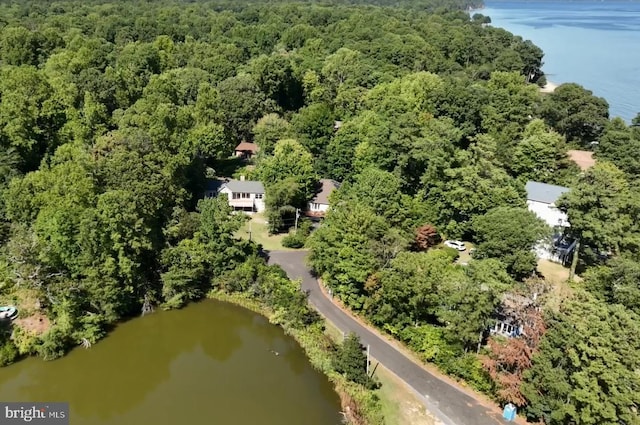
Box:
[522, 295, 640, 425]
[472, 207, 550, 279]
[1, 2, 639, 424]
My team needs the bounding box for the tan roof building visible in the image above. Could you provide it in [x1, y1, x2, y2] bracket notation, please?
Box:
[234, 142, 259, 160]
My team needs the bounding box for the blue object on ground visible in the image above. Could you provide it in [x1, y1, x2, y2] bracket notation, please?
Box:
[502, 403, 517, 422]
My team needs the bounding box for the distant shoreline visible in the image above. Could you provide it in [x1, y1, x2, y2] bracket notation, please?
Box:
[540, 80, 558, 93]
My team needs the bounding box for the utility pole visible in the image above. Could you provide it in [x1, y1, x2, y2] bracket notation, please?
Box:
[294, 208, 300, 232]
[366, 344, 370, 375]
[249, 220, 252, 242]
[569, 239, 580, 282]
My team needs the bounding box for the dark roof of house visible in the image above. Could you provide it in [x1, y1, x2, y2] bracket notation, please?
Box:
[223, 179, 265, 194]
[311, 179, 340, 205]
[525, 181, 570, 204]
[234, 141, 259, 153]
[205, 179, 225, 193]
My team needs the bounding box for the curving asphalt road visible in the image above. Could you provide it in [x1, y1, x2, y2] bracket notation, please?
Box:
[268, 250, 509, 425]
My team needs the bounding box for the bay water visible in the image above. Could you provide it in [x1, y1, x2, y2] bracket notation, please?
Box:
[483, 1, 640, 122]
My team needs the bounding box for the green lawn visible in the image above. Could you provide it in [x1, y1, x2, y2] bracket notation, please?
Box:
[537, 258, 576, 312]
[324, 318, 345, 342]
[537, 258, 573, 284]
[236, 213, 300, 251]
[375, 364, 437, 425]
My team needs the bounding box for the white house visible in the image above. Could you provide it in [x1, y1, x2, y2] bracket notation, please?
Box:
[525, 181, 570, 229]
[205, 177, 265, 213]
[307, 179, 340, 217]
[489, 293, 536, 339]
[526, 181, 572, 262]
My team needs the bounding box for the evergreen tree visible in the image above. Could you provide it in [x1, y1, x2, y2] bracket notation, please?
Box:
[522, 295, 640, 425]
[332, 333, 377, 389]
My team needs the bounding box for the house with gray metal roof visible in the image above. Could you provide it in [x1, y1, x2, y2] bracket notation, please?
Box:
[525, 181, 571, 206]
[205, 176, 265, 213]
[204, 179, 225, 198]
[526, 181, 572, 263]
[525, 181, 570, 228]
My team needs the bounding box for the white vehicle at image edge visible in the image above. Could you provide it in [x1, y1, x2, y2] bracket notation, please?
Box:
[444, 240, 466, 251]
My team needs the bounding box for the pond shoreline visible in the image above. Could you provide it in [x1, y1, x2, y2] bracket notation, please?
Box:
[1, 285, 382, 425]
[208, 290, 383, 425]
[0, 296, 344, 425]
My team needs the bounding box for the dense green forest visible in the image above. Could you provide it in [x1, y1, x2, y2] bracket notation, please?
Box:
[0, 0, 638, 424]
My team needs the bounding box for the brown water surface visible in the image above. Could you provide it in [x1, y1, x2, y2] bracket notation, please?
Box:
[0, 300, 342, 425]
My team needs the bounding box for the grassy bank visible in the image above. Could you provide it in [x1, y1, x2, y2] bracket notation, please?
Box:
[209, 290, 384, 425]
[375, 364, 438, 425]
[323, 319, 439, 425]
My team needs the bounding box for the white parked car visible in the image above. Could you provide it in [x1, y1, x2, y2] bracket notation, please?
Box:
[444, 240, 466, 251]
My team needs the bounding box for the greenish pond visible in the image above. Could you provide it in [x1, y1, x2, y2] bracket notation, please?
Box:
[0, 300, 342, 425]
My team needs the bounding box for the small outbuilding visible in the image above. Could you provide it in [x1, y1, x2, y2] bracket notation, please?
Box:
[234, 142, 259, 160]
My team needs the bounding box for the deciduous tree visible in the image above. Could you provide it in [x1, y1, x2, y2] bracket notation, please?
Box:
[596, 117, 640, 180]
[481, 71, 539, 158]
[472, 207, 549, 279]
[511, 119, 569, 183]
[258, 139, 317, 201]
[217, 73, 268, 142]
[252, 114, 292, 156]
[584, 255, 640, 315]
[308, 201, 388, 309]
[540, 82, 609, 147]
[414, 224, 440, 251]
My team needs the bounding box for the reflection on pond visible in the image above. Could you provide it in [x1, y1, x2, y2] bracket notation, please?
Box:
[0, 300, 342, 425]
